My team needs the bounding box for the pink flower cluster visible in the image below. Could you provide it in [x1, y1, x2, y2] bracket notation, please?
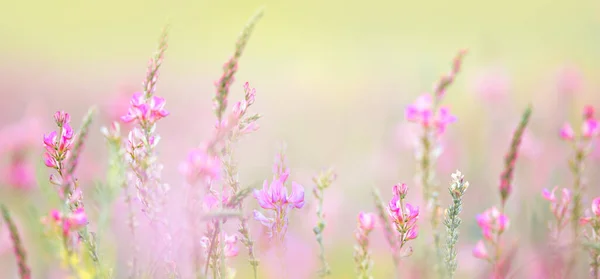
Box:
[45, 208, 88, 237]
[405, 94, 457, 135]
[560, 106, 599, 140]
[180, 146, 222, 186]
[121, 92, 169, 126]
[43, 111, 75, 170]
[473, 207, 509, 260]
[253, 153, 305, 240]
[356, 212, 376, 246]
[387, 183, 419, 247]
[542, 187, 572, 231]
[579, 197, 600, 226]
[200, 233, 239, 258]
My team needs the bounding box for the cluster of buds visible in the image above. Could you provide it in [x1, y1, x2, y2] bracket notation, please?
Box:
[387, 183, 419, 254]
[542, 187, 572, 237]
[472, 207, 509, 261]
[354, 212, 376, 279]
[560, 105, 599, 141]
[253, 152, 305, 240]
[579, 197, 600, 277]
[405, 94, 457, 136]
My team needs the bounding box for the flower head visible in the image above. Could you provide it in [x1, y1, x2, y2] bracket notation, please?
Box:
[405, 94, 456, 135]
[253, 152, 304, 239]
[179, 147, 222, 185]
[560, 123, 575, 141]
[472, 240, 489, 260]
[387, 183, 419, 248]
[358, 212, 376, 231]
[121, 92, 169, 125]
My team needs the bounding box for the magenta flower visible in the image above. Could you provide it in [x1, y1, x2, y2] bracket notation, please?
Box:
[121, 92, 169, 125]
[253, 152, 304, 239]
[179, 147, 222, 185]
[223, 234, 239, 258]
[476, 207, 509, 235]
[405, 94, 457, 135]
[387, 183, 419, 252]
[559, 123, 574, 141]
[472, 240, 489, 260]
[358, 212, 376, 231]
[592, 197, 600, 217]
[583, 118, 599, 138]
[43, 112, 75, 169]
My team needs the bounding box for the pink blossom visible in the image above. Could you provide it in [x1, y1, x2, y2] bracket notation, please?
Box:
[179, 147, 222, 185]
[405, 94, 457, 135]
[4, 160, 35, 189]
[592, 197, 600, 217]
[542, 187, 556, 202]
[253, 152, 305, 239]
[584, 105, 595, 120]
[472, 240, 489, 259]
[583, 118, 599, 138]
[405, 94, 433, 124]
[358, 212, 376, 231]
[223, 234, 239, 257]
[121, 92, 169, 125]
[476, 207, 509, 235]
[560, 123, 574, 141]
[387, 183, 419, 245]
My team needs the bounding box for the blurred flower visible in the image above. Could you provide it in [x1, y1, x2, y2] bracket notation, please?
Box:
[472, 240, 489, 260]
[405, 94, 457, 135]
[253, 151, 304, 240]
[358, 212, 376, 231]
[476, 207, 509, 236]
[179, 147, 222, 185]
[560, 123, 574, 141]
[470, 67, 511, 101]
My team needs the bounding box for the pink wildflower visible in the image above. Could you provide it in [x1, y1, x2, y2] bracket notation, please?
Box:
[358, 212, 376, 231]
[387, 183, 419, 251]
[253, 152, 304, 239]
[583, 118, 599, 138]
[472, 240, 489, 260]
[180, 147, 222, 185]
[559, 123, 574, 141]
[405, 94, 457, 135]
[592, 197, 600, 217]
[121, 92, 169, 125]
[223, 234, 239, 257]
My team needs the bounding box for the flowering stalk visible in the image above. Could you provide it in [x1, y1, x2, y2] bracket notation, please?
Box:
[499, 105, 532, 208]
[579, 197, 600, 278]
[387, 183, 419, 258]
[443, 171, 469, 279]
[472, 207, 510, 276]
[1, 205, 31, 279]
[102, 122, 138, 278]
[43, 110, 100, 274]
[122, 26, 170, 219]
[213, 8, 263, 121]
[354, 212, 376, 279]
[560, 106, 599, 237]
[371, 187, 400, 268]
[312, 168, 336, 277]
[542, 187, 573, 278]
[405, 50, 465, 273]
